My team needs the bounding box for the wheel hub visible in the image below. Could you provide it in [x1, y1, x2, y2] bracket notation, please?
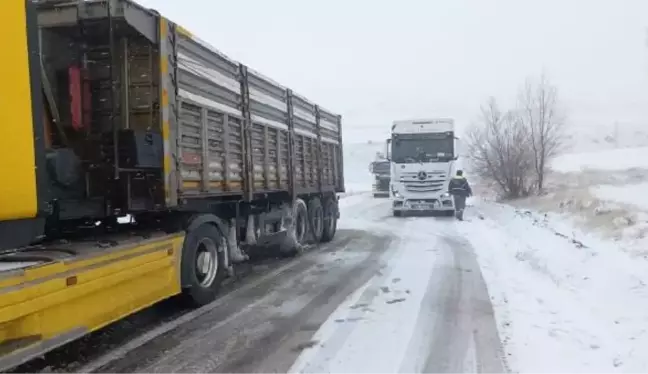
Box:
[196, 252, 212, 275]
[195, 238, 218, 287]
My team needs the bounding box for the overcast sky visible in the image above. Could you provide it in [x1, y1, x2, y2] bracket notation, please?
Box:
[137, 0, 648, 142]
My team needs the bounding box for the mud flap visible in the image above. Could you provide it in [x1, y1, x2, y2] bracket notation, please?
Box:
[279, 203, 302, 254]
[245, 215, 257, 245]
[276, 201, 312, 256]
[227, 218, 248, 263]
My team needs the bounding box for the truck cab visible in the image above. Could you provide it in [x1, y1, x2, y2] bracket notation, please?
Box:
[368, 151, 390, 197]
[386, 118, 459, 216]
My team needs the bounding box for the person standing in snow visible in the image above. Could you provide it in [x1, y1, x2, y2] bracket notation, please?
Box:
[447, 170, 472, 221]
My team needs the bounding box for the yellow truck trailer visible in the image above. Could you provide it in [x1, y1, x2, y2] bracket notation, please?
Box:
[0, 0, 344, 370]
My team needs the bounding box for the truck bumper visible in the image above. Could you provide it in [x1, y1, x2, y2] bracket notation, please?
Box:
[392, 196, 454, 213]
[372, 190, 390, 198]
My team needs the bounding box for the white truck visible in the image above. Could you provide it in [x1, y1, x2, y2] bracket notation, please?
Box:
[386, 118, 460, 217]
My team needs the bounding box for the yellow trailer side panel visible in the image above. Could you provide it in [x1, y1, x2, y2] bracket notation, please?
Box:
[0, 1, 42, 221]
[0, 234, 184, 370]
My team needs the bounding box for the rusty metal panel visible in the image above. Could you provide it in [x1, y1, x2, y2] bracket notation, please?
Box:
[169, 18, 342, 199]
[177, 98, 245, 195]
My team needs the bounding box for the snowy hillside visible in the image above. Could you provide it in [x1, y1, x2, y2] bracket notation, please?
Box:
[564, 122, 648, 153]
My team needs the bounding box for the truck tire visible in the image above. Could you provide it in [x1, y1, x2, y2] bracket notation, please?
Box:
[321, 197, 338, 243]
[308, 197, 324, 243]
[294, 198, 308, 246]
[393, 210, 402, 217]
[180, 223, 226, 307]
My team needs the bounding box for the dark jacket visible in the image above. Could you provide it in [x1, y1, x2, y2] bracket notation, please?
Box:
[448, 176, 472, 197]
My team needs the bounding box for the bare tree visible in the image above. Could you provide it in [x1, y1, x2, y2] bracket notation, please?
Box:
[518, 73, 566, 191]
[466, 97, 535, 199]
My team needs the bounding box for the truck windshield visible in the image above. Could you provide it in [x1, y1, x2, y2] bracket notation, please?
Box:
[391, 136, 454, 163]
[371, 161, 390, 175]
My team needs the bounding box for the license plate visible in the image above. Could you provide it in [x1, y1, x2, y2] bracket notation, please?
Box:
[409, 202, 439, 210]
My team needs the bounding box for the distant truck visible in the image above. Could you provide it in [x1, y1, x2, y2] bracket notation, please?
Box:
[387, 118, 459, 216]
[368, 151, 390, 197]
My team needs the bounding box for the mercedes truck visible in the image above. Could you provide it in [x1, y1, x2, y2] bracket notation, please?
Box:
[387, 118, 459, 217]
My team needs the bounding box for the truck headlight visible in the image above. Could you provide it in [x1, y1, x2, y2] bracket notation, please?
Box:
[441, 192, 450, 198]
[391, 188, 403, 198]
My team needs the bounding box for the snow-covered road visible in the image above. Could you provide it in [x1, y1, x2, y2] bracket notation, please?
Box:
[290, 194, 506, 373]
[27, 190, 648, 373]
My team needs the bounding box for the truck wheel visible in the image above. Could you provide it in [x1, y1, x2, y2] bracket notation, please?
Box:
[308, 197, 324, 243]
[393, 210, 402, 217]
[321, 197, 338, 242]
[294, 198, 308, 246]
[180, 224, 226, 307]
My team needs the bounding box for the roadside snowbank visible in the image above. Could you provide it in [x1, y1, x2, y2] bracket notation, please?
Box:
[458, 200, 648, 372]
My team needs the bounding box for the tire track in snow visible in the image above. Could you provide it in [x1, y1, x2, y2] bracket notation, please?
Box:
[290, 195, 506, 373]
[420, 230, 506, 373]
[289, 215, 437, 373]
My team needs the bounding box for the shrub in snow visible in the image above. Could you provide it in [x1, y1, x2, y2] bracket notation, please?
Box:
[465, 73, 567, 198]
[466, 98, 535, 199]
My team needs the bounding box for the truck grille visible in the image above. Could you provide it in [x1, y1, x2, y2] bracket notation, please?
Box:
[403, 180, 445, 193]
[399, 171, 447, 193]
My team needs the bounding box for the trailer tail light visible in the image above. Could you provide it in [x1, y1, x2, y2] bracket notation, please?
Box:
[69, 65, 91, 131]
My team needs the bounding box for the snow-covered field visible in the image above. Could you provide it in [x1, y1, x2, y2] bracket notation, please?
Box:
[563, 122, 648, 153]
[474, 141, 648, 371]
[458, 201, 648, 372]
[552, 146, 648, 174]
[508, 146, 648, 256]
